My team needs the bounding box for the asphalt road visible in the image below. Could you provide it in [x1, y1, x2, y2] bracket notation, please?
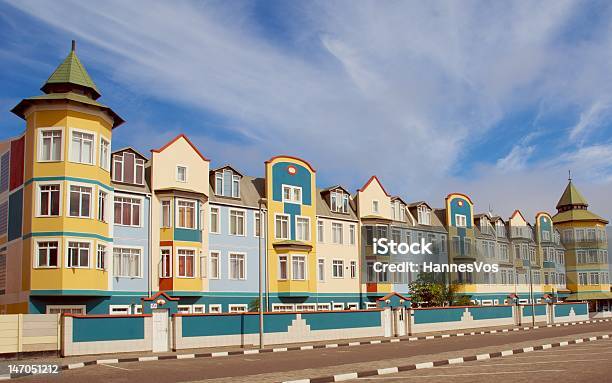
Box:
[17, 321, 612, 383]
[350, 337, 612, 382]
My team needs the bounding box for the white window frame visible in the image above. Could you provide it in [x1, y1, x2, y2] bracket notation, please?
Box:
[177, 247, 197, 278]
[332, 222, 343, 244]
[37, 127, 64, 162]
[209, 304, 222, 313]
[208, 206, 220, 234]
[291, 255, 307, 280]
[317, 258, 325, 282]
[160, 247, 172, 278]
[455, 214, 467, 228]
[349, 224, 356, 245]
[65, 239, 92, 269]
[317, 220, 324, 243]
[350, 260, 357, 279]
[228, 208, 246, 236]
[214, 172, 224, 195]
[69, 128, 96, 165]
[177, 305, 192, 314]
[176, 198, 196, 229]
[193, 304, 206, 314]
[67, 182, 93, 218]
[229, 304, 248, 313]
[133, 305, 143, 314]
[45, 305, 86, 314]
[365, 302, 378, 309]
[36, 181, 62, 217]
[275, 213, 290, 239]
[96, 242, 108, 271]
[34, 238, 60, 269]
[231, 174, 240, 198]
[282, 184, 302, 204]
[114, 193, 143, 227]
[209, 251, 221, 279]
[113, 245, 143, 278]
[98, 190, 107, 222]
[254, 211, 261, 237]
[346, 303, 358, 310]
[333, 303, 344, 311]
[228, 252, 247, 280]
[161, 200, 172, 228]
[316, 303, 331, 311]
[295, 215, 311, 241]
[99, 136, 111, 171]
[109, 305, 131, 315]
[372, 200, 379, 214]
[272, 304, 295, 312]
[176, 165, 187, 182]
[332, 259, 344, 278]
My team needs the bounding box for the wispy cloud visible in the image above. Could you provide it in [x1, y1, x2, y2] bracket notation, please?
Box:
[3, 0, 612, 220]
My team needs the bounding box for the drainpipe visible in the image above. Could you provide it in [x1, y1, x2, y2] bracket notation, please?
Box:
[148, 193, 152, 298]
[258, 199, 264, 349]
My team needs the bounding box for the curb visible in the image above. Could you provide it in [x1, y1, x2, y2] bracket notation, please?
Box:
[281, 332, 612, 383]
[1, 317, 610, 380]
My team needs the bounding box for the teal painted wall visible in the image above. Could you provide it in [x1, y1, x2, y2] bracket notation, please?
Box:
[413, 308, 464, 324]
[72, 316, 145, 342]
[301, 311, 381, 330]
[522, 304, 547, 317]
[469, 305, 513, 320]
[555, 303, 587, 317]
[182, 313, 296, 337]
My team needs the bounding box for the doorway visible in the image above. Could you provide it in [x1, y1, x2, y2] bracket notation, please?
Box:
[152, 309, 169, 352]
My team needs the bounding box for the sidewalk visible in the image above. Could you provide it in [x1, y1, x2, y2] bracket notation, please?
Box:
[0, 318, 609, 377]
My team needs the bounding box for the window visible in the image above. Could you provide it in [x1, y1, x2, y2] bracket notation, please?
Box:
[112, 152, 145, 185]
[39, 129, 62, 162]
[282, 185, 302, 203]
[0, 202, 6, 236]
[99, 138, 110, 170]
[333, 303, 344, 311]
[98, 191, 107, 222]
[350, 261, 357, 279]
[109, 305, 131, 315]
[590, 273, 601, 285]
[332, 260, 344, 278]
[578, 272, 588, 286]
[455, 214, 467, 227]
[255, 212, 261, 237]
[209, 251, 220, 279]
[542, 230, 550, 241]
[200, 254, 207, 278]
[318, 259, 325, 282]
[317, 220, 324, 243]
[332, 222, 343, 244]
[177, 200, 196, 229]
[70, 131, 94, 164]
[96, 244, 107, 270]
[349, 225, 356, 245]
[176, 166, 187, 182]
[229, 304, 248, 313]
[209, 206, 219, 233]
[67, 241, 90, 268]
[0, 152, 8, 193]
[292, 255, 306, 280]
[193, 305, 205, 314]
[161, 248, 172, 278]
[69, 185, 91, 218]
[46, 305, 86, 315]
[317, 303, 331, 311]
[39, 184, 60, 216]
[209, 304, 222, 313]
[279, 255, 288, 280]
[232, 174, 240, 198]
[330, 191, 349, 213]
[417, 205, 431, 225]
[36, 241, 58, 268]
[229, 209, 245, 236]
[113, 247, 142, 277]
[296, 216, 310, 241]
[215, 172, 223, 195]
[229, 253, 246, 280]
[177, 305, 191, 314]
[296, 304, 317, 311]
[272, 304, 295, 312]
[0, 251, 5, 293]
[178, 249, 195, 277]
[275, 214, 290, 239]
[372, 200, 379, 214]
[114, 196, 141, 226]
[161, 200, 171, 228]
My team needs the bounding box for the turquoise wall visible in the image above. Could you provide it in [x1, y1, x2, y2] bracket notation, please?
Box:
[522, 304, 547, 317]
[555, 303, 587, 317]
[182, 313, 296, 337]
[414, 308, 464, 324]
[301, 311, 381, 330]
[72, 316, 145, 342]
[469, 305, 513, 320]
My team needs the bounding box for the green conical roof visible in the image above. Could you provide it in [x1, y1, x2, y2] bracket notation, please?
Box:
[41, 44, 100, 99]
[556, 181, 588, 209]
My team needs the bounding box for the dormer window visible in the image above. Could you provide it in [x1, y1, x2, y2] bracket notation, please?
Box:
[330, 190, 349, 213]
[112, 151, 145, 185]
[391, 201, 405, 221]
[214, 169, 241, 198]
[417, 205, 430, 225]
[496, 221, 506, 237]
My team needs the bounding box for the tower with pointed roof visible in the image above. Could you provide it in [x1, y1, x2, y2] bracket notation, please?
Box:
[553, 179, 611, 311]
[0, 41, 124, 313]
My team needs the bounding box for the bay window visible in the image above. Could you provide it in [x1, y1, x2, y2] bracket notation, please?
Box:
[178, 249, 195, 277]
[177, 200, 196, 229]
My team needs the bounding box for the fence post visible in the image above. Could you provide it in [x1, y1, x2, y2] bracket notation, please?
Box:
[17, 314, 23, 353]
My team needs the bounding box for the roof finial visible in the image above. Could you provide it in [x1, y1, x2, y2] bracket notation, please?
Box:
[71, 40, 76, 52]
[568, 169, 572, 182]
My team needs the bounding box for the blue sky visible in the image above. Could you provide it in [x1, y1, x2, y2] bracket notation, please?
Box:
[1, 0, 612, 221]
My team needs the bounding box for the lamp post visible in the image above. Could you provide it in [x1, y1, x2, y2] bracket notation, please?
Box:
[258, 198, 265, 349]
